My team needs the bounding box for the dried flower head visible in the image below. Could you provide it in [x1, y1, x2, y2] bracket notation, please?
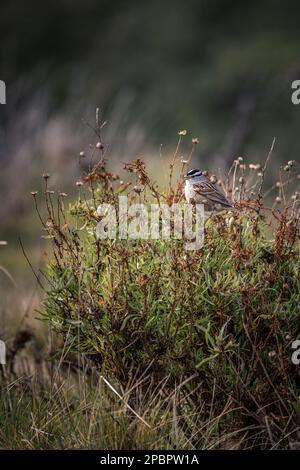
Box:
[133, 185, 142, 194]
[76, 181, 83, 187]
[275, 196, 282, 204]
[79, 151, 85, 158]
[192, 137, 199, 144]
[178, 130, 187, 136]
[96, 142, 104, 150]
[249, 164, 261, 171]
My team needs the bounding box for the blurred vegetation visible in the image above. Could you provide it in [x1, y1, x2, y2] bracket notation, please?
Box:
[1, 0, 300, 157]
[1, 0, 300, 279]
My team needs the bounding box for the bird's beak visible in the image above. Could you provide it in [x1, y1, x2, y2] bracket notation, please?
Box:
[183, 175, 188, 180]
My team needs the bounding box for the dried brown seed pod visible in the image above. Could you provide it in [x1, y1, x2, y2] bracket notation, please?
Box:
[133, 185, 142, 193]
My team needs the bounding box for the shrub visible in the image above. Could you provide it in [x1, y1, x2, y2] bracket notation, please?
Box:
[33, 127, 300, 448]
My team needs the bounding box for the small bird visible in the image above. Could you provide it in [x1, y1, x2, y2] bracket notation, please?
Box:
[184, 169, 233, 213]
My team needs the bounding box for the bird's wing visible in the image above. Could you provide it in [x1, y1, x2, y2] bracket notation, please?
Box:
[193, 182, 232, 208]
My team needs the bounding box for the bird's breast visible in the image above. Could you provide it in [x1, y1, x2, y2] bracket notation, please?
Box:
[184, 182, 195, 203]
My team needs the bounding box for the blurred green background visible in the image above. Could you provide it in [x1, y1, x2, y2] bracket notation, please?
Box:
[0, 0, 300, 289]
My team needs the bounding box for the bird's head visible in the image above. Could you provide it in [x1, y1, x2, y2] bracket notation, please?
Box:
[184, 169, 203, 180]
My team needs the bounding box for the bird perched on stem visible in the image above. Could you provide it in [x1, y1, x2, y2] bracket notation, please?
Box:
[184, 169, 233, 214]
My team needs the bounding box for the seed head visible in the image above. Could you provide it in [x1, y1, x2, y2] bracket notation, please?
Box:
[79, 151, 85, 158]
[76, 181, 83, 187]
[42, 173, 50, 180]
[192, 137, 199, 144]
[249, 164, 261, 171]
[275, 196, 282, 204]
[96, 142, 104, 150]
[31, 191, 38, 196]
[178, 130, 187, 136]
[133, 185, 142, 193]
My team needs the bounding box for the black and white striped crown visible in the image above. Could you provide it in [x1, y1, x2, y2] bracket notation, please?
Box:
[186, 169, 202, 178]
